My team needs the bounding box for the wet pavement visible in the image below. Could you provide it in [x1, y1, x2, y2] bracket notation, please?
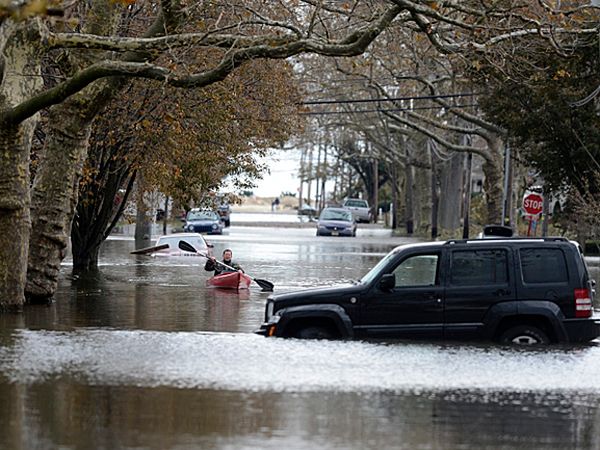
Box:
[1, 225, 600, 449]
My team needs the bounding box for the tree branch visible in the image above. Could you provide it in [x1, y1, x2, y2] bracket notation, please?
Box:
[5, 4, 404, 124]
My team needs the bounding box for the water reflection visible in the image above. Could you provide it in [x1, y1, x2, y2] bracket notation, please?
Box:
[1, 330, 600, 449]
[2, 384, 599, 450]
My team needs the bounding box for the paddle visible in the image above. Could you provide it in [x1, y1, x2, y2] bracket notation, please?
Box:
[130, 243, 169, 255]
[178, 240, 274, 292]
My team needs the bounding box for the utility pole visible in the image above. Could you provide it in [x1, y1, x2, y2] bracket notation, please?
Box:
[372, 158, 378, 223]
[315, 141, 322, 211]
[306, 146, 313, 206]
[320, 144, 327, 209]
[542, 184, 550, 236]
[298, 147, 306, 209]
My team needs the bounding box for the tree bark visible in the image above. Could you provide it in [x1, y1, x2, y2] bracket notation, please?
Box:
[438, 153, 464, 231]
[134, 176, 152, 250]
[0, 125, 33, 309]
[391, 163, 399, 230]
[482, 136, 505, 224]
[430, 142, 439, 239]
[0, 22, 42, 308]
[405, 146, 414, 236]
[26, 100, 93, 301]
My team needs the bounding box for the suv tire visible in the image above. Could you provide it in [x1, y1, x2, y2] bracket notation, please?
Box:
[499, 325, 550, 345]
[294, 326, 334, 340]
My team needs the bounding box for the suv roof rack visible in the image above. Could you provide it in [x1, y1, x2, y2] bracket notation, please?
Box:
[445, 237, 569, 245]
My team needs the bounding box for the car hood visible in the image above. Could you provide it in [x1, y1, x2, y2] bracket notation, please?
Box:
[270, 283, 364, 308]
[187, 219, 218, 225]
[318, 219, 353, 227]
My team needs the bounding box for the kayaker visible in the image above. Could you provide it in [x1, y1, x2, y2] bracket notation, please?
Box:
[204, 248, 243, 276]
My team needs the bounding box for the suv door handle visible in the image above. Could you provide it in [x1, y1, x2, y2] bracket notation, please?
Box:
[494, 289, 510, 296]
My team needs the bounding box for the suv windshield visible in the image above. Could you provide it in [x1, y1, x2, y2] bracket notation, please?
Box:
[187, 211, 218, 221]
[320, 209, 352, 221]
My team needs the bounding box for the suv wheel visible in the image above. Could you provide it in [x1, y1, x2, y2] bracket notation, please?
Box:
[500, 325, 550, 345]
[294, 326, 334, 340]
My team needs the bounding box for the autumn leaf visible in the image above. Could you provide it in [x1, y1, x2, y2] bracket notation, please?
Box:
[552, 69, 570, 80]
[426, 1, 440, 11]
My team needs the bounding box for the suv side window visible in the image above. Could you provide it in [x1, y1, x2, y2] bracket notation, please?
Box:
[520, 248, 568, 284]
[392, 254, 439, 287]
[450, 249, 508, 286]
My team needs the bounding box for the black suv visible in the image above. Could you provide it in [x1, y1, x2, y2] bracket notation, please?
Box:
[256, 238, 600, 344]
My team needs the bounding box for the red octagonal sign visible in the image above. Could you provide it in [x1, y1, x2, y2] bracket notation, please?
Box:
[523, 192, 543, 216]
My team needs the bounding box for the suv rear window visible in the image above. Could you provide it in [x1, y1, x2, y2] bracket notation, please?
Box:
[520, 248, 568, 284]
[450, 249, 508, 286]
[344, 200, 368, 208]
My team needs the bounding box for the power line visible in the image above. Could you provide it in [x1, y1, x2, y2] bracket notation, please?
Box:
[299, 103, 478, 116]
[300, 92, 480, 106]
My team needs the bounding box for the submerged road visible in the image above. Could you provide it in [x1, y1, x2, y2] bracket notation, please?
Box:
[1, 223, 599, 449]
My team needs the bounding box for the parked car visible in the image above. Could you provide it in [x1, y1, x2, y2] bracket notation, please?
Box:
[342, 198, 371, 223]
[184, 209, 223, 234]
[256, 237, 600, 345]
[316, 207, 356, 237]
[297, 203, 317, 217]
[477, 224, 514, 239]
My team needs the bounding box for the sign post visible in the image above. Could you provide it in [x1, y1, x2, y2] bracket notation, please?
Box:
[523, 192, 543, 236]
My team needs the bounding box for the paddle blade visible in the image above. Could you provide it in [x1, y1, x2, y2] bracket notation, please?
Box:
[254, 278, 274, 292]
[178, 240, 197, 253]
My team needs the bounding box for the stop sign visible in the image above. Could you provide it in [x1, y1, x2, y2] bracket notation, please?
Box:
[523, 192, 543, 216]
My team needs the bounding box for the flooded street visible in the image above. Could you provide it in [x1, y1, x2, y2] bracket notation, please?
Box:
[2, 225, 600, 449]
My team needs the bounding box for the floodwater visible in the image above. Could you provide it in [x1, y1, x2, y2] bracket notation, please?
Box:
[1, 226, 600, 449]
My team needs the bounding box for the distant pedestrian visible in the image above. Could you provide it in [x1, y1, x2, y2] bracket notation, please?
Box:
[271, 197, 280, 211]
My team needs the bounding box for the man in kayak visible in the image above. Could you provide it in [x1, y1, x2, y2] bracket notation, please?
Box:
[204, 248, 243, 275]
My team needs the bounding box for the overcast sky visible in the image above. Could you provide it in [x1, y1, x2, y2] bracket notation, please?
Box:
[253, 149, 302, 198]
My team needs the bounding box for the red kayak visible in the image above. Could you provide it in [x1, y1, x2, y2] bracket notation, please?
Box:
[206, 271, 252, 290]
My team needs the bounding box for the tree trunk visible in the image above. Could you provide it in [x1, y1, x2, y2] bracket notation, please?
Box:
[371, 159, 378, 223]
[482, 136, 505, 224]
[391, 163, 399, 230]
[463, 153, 473, 239]
[0, 23, 42, 308]
[430, 142, 439, 239]
[405, 148, 414, 235]
[134, 177, 152, 250]
[71, 144, 136, 271]
[438, 153, 464, 231]
[0, 125, 33, 309]
[26, 101, 93, 301]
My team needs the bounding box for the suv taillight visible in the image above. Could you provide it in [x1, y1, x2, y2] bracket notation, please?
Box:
[574, 288, 592, 318]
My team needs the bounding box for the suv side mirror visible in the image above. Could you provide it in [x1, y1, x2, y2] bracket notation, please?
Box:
[379, 273, 395, 291]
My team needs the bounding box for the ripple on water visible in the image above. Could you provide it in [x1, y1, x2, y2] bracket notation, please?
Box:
[1, 329, 600, 398]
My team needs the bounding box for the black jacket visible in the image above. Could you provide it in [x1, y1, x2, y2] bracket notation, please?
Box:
[204, 258, 242, 276]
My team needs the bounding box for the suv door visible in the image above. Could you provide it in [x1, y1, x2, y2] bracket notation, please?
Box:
[356, 251, 444, 339]
[444, 246, 514, 339]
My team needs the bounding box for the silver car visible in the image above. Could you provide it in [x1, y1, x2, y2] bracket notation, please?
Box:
[342, 198, 371, 223]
